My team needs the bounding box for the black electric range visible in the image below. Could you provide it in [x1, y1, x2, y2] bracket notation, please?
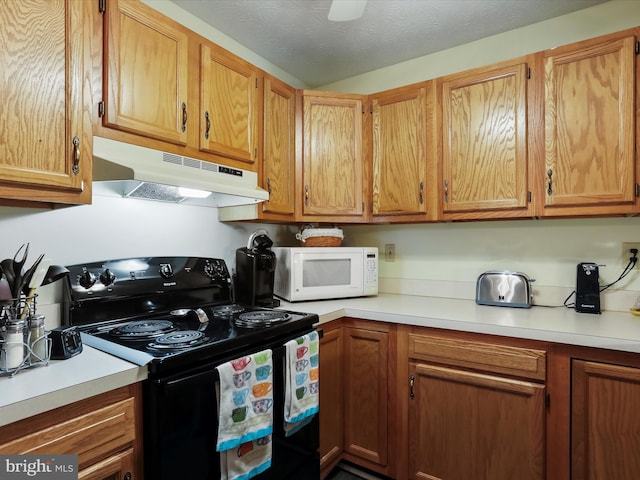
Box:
[64, 256, 321, 479]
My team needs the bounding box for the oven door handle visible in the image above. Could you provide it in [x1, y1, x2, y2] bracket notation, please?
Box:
[160, 366, 219, 391]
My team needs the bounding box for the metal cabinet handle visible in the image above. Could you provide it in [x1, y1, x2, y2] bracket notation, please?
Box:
[204, 111, 210, 139]
[444, 179, 449, 203]
[304, 184, 310, 207]
[419, 181, 424, 205]
[181, 102, 187, 132]
[547, 169, 553, 195]
[410, 374, 415, 399]
[72, 136, 80, 175]
[266, 178, 272, 194]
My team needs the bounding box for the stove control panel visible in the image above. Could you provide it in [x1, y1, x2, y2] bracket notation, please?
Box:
[65, 257, 232, 298]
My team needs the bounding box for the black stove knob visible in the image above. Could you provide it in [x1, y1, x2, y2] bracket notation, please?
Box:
[99, 268, 116, 287]
[78, 270, 96, 289]
[204, 260, 227, 279]
[159, 263, 174, 279]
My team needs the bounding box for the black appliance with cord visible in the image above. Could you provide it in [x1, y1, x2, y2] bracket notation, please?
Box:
[63, 256, 320, 480]
[575, 262, 601, 314]
[234, 229, 280, 308]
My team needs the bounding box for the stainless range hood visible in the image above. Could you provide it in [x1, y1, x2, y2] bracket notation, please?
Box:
[92, 136, 269, 207]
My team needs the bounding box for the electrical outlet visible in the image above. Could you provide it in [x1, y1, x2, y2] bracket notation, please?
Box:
[621, 242, 640, 269]
[385, 244, 395, 262]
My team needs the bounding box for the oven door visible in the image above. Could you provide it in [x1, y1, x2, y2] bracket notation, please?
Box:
[143, 331, 319, 480]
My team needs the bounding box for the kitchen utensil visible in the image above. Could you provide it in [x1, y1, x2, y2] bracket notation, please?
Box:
[41, 264, 70, 286]
[1, 258, 15, 295]
[20, 258, 49, 319]
[17, 254, 45, 299]
[0, 274, 12, 305]
[475, 270, 533, 308]
[11, 243, 29, 297]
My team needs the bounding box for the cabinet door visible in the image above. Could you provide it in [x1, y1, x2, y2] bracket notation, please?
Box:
[103, 0, 189, 145]
[79, 448, 135, 480]
[0, 0, 91, 204]
[371, 82, 435, 221]
[261, 75, 295, 217]
[319, 327, 343, 474]
[441, 61, 531, 218]
[408, 363, 545, 480]
[200, 43, 260, 165]
[542, 34, 637, 215]
[301, 92, 365, 219]
[343, 327, 388, 467]
[572, 360, 640, 480]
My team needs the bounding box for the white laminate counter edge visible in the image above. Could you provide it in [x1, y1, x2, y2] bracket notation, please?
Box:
[281, 293, 640, 354]
[0, 345, 147, 427]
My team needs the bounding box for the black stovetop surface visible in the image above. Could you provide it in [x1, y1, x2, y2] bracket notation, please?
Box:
[64, 256, 318, 375]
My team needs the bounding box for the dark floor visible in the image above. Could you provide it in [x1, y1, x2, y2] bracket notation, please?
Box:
[325, 465, 387, 480]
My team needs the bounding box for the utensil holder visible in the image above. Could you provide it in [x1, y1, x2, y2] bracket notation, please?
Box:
[0, 296, 51, 377]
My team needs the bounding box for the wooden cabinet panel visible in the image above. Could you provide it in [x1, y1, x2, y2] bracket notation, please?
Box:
[371, 82, 436, 222]
[261, 74, 295, 218]
[199, 43, 260, 165]
[572, 360, 640, 480]
[409, 362, 545, 480]
[319, 326, 343, 476]
[0, 0, 91, 205]
[440, 60, 532, 219]
[343, 326, 388, 467]
[300, 91, 366, 220]
[78, 448, 135, 480]
[103, 0, 189, 145]
[542, 33, 638, 216]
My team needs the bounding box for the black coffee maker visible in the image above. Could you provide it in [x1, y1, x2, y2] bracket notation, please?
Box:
[234, 229, 280, 307]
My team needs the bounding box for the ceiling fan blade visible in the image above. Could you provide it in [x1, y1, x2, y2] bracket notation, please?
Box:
[328, 0, 368, 22]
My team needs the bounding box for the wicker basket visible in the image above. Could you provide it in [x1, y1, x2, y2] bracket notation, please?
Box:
[296, 227, 344, 247]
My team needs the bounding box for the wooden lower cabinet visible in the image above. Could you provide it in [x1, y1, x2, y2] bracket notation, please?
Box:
[0, 384, 142, 480]
[571, 360, 640, 480]
[408, 363, 545, 480]
[343, 324, 390, 472]
[319, 324, 344, 477]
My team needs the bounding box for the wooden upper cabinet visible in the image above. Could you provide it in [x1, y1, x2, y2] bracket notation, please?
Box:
[541, 32, 638, 216]
[103, 0, 189, 145]
[261, 75, 295, 218]
[299, 91, 366, 221]
[199, 43, 261, 166]
[0, 0, 91, 205]
[439, 59, 532, 219]
[370, 82, 436, 222]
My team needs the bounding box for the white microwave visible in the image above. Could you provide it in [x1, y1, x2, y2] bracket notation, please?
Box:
[272, 247, 378, 302]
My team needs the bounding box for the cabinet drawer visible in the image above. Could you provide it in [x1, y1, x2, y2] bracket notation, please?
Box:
[408, 333, 546, 381]
[0, 397, 136, 466]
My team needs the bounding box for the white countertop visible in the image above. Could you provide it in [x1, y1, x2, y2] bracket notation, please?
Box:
[279, 293, 640, 353]
[0, 345, 147, 427]
[3, 293, 640, 429]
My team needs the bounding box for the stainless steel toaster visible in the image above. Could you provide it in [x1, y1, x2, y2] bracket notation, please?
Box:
[475, 270, 533, 308]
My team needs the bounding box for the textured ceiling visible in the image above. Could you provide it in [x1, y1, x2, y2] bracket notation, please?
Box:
[171, 0, 610, 87]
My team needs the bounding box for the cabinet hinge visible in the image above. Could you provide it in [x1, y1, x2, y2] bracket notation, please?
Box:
[526, 67, 531, 79]
[98, 0, 106, 14]
[527, 191, 532, 203]
[98, 101, 105, 118]
[545, 392, 551, 409]
[636, 41, 640, 55]
[635, 183, 640, 197]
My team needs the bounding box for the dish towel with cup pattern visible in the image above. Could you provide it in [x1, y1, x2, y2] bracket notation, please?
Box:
[216, 349, 274, 480]
[284, 331, 320, 436]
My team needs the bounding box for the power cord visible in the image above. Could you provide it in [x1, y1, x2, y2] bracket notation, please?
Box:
[563, 249, 638, 309]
